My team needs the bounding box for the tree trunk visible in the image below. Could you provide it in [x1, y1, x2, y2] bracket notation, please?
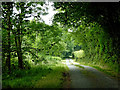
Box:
[15, 23, 23, 69]
[18, 28, 23, 69]
[6, 2, 13, 72]
[12, 2, 25, 69]
[16, 3, 25, 69]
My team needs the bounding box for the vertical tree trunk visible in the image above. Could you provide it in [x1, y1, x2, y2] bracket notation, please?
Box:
[15, 2, 25, 69]
[6, 2, 13, 72]
[17, 26, 23, 69]
[13, 30, 23, 69]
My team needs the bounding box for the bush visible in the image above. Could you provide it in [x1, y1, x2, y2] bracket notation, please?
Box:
[73, 50, 85, 60]
[23, 60, 31, 69]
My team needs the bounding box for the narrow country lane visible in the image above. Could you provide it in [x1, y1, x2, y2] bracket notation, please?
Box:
[65, 59, 119, 88]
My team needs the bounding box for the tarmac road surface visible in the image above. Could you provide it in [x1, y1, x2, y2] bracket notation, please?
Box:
[65, 59, 119, 88]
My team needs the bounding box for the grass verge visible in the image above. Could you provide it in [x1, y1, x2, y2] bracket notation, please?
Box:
[61, 60, 71, 88]
[74, 64, 85, 69]
[2, 58, 70, 88]
[73, 59, 119, 80]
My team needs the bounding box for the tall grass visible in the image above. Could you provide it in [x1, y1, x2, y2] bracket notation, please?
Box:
[2, 56, 69, 88]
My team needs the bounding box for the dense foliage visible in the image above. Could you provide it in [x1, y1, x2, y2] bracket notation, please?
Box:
[1, 2, 120, 88]
[2, 2, 72, 73]
[2, 2, 71, 88]
[53, 2, 120, 72]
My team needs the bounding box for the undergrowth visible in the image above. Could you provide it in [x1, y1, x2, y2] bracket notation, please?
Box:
[2, 57, 69, 88]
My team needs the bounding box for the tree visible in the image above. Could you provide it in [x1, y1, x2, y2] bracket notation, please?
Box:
[2, 2, 46, 69]
[2, 2, 13, 72]
[53, 2, 120, 70]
